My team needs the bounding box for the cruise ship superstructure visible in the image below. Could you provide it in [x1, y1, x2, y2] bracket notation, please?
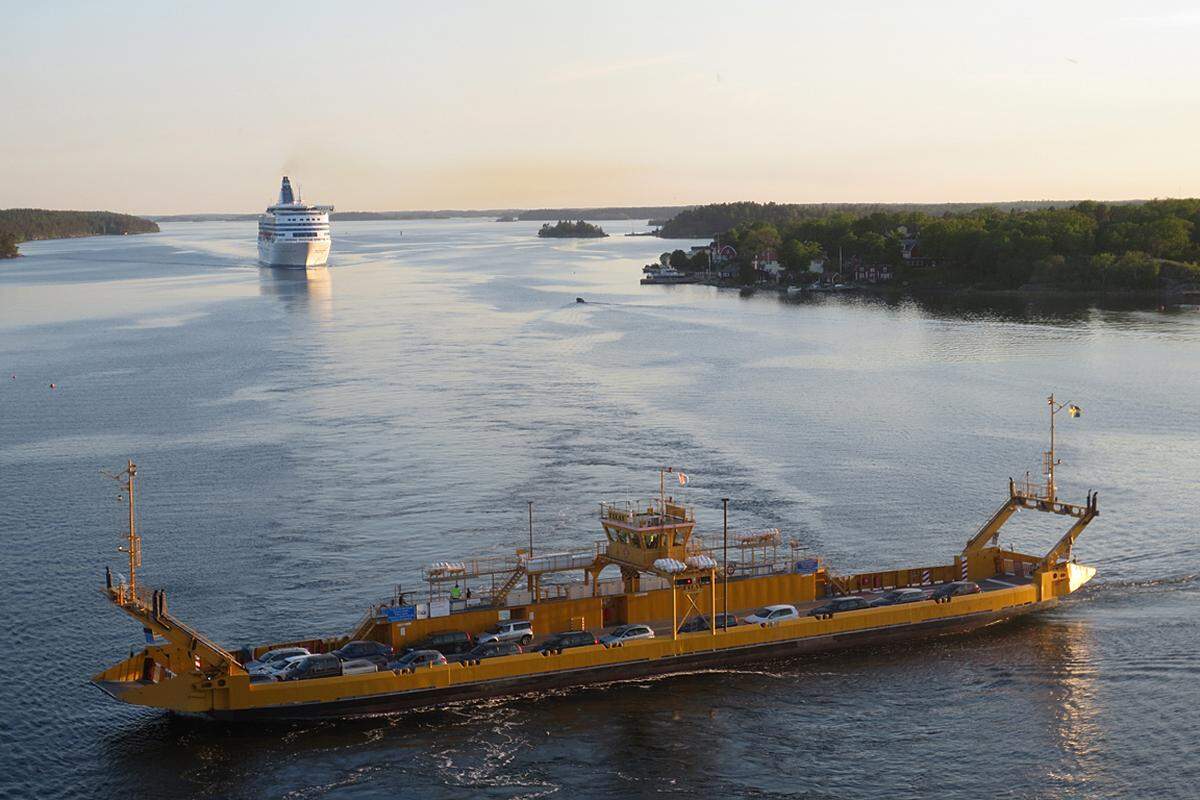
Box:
[257, 177, 333, 268]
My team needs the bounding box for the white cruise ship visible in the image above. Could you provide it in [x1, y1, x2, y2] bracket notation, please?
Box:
[257, 177, 334, 268]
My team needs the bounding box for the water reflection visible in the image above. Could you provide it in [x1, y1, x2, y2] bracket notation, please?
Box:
[258, 266, 333, 321]
[780, 289, 1186, 328]
[93, 615, 1110, 799]
[1032, 617, 1104, 791]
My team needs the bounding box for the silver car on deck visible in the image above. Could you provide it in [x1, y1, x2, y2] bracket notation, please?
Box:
[476, 619, 534, 645]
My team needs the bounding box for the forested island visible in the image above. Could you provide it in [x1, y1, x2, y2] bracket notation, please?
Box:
[0, 209, 159, 258]
[655, 200, 1124, 238]
[657, 200, 1200, 294]
[537, 220, 608, 238]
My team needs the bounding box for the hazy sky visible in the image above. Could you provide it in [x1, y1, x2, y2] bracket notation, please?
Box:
[4, 1, 1200, 213]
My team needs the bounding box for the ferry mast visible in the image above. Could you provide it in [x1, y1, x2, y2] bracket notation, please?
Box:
[104, 460, 141, 601]
[1044, 393, 1082, 503]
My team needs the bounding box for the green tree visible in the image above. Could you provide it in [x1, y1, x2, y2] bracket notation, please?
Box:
[0, 209, 158, 242]
[655, 197, 1200, 292]
[741, 223, 781, 259]
[780, 239, 824, 279]
[1110, 251, 1159, 290]
[669, 249, 690, 268]
[1143, 217, 1192, 259]
[737, 260, 758, 285]
[0, 232, 17, 259]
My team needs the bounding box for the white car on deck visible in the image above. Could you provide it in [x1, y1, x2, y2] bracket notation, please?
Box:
[599, 624, 655, 645]
[744, 604, 799, 625]
[262, 654, 310, 681]
[245, 646, 311, 675]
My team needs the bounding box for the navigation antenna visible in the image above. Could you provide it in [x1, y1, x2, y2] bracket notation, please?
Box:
[1044, 394, 1081, 502]
[103, 460, 141, 601]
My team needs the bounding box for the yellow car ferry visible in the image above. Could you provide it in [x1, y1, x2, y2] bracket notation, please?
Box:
[93, 397, 1099, 721]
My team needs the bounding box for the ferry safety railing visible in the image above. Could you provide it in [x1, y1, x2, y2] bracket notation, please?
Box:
[1013, 470, 1050, 501]
[424, 553, 524, 583]
[688, 529, 799, 578]
[600, 499, 695, 525]
[830, 564, 959, 595]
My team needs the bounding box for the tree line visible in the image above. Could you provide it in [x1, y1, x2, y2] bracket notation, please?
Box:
[658, 200, 1200, 292]
[522, 206, 690, 221]
[0, 209, 160, 258]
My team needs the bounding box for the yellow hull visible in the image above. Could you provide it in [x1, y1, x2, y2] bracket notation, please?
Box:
[93, 465, 1100, 721]
[93, 559, 1093, 720]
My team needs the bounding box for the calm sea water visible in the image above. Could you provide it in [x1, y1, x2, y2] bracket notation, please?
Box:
[1, 220, 1197, 800]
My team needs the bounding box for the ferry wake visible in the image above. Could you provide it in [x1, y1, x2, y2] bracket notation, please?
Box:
[257, 176, 333, 268]
[92, 396, 1099, 721]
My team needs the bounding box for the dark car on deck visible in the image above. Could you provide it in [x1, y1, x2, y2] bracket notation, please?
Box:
[930, 581, 982, 601]
[332, 640, 394, 667]
[278, 653, 343, 681]
[448, 641, 524, 663]
[408, 630, 475, 656]
[536, 630, 599, 653]
[677, 613, 741, 633]
[868, 588, 926, 607]
[388, 649, 447, 670]
[808, 596, 871, 616]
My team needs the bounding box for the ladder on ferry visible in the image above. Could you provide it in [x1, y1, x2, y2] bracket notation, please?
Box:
[492, 564, 528, 605]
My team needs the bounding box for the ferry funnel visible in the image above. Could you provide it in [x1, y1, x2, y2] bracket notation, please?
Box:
[279, 176, 297, 205]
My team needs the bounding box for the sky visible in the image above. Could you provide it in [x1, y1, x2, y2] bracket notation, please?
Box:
[3, 0, 1200, 214]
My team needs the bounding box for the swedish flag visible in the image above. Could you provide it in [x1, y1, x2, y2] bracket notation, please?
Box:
[1068, 404, 1082, 418]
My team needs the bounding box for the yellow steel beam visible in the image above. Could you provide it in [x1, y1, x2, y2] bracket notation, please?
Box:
[1039, 495, 1099, 570]
[962, 493, 1020, 555]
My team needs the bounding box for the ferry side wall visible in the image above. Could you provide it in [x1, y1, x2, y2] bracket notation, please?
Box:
[384, 572, 818, 648]
[218, 582, 1042, 716]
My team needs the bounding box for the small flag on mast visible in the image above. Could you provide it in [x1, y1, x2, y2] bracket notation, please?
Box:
[678, 472, 689, 486]
[1068, 404, 1082, 418]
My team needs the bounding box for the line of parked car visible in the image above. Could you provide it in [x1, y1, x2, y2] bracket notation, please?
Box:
[245, 582, 986, 682]
[740, 581, 984, 624]
[244, 619, 607, 683]
[245, 639, 396, 683]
